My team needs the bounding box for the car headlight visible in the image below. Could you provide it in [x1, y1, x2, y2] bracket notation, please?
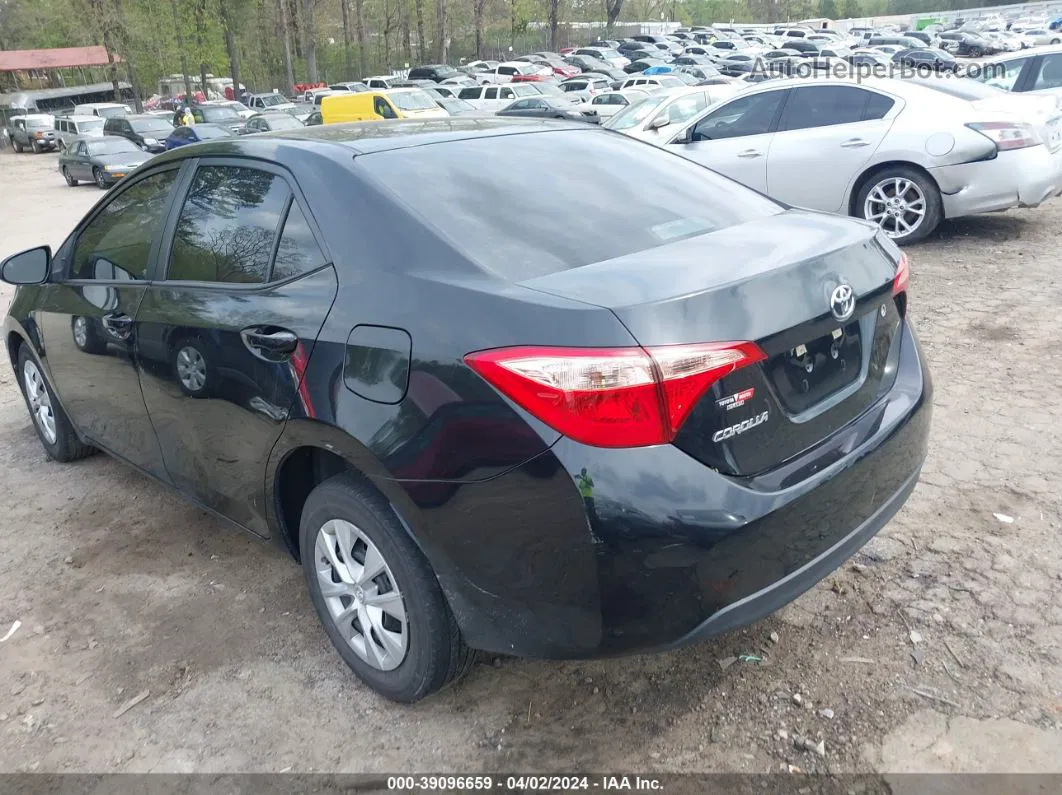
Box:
[143, 137, 159, 146]
[104, 164, 123, 172]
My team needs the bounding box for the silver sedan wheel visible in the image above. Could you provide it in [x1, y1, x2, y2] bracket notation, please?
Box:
[864, 177, 927, 239]
[315, 519, 408, 671]
[72, 317, 89, 349]
[175, 345, 206, 392]
[22, 359, 57, 444]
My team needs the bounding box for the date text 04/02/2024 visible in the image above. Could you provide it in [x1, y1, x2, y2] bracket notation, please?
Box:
[386, 776, 664, 791]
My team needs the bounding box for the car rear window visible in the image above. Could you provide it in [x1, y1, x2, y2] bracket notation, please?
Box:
[131, 118, 174, 134]
[357, 129, 782, 279]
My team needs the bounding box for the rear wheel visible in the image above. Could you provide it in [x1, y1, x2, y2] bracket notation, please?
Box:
[1053, 38, 1061, 45]
[93, 167, 108, 189]
[16, 344, 96, 462]
[71, 316, 106, 354]
[62, 167, 78, 187]
[856, 166, 942, 245]
[300, 474, 472, 702]
[172, 337, 212, 398]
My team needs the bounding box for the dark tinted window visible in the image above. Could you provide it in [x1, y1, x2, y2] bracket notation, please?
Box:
[201, 106, 241, 123]
[168, 166, 291, 283]
[692, 90, 785, 140]
[458, 87, 481, 99]
[357, 130, 781, 279]
[272, 201, 327, 281]
[71, 170, 179, 281]
[864, 92, 895, 119]
[778, 86, 873, 131]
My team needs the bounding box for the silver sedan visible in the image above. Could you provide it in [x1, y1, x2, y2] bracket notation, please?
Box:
[652, 76, 1062, 244]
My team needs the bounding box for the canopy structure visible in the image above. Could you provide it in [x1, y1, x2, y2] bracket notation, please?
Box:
[0, 46, 118, 72]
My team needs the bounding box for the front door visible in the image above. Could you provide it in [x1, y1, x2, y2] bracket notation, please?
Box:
[35, 166, 183, 477]
[134, 159, 337, 535]
[667, 88, 788, 194]
[765, 85, 895, 213]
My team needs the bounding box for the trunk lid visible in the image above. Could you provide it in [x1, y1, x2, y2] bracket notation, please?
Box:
[520, 210, 904, 476]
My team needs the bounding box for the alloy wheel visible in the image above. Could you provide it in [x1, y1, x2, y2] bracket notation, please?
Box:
[94, 168, 106, 189]
[175, 345, 206, 392]
[72, 317, 89, 348]
[22, 359, 57, 444]
[864, 177, 927, 240]
[314, 518, 408, 671]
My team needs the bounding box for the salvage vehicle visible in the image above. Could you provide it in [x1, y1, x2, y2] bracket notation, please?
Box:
[8, 114, 58, 153]
[3, 118, 929, 703]
[657, 76, 1062, 243]
[58, 135, 153, 187]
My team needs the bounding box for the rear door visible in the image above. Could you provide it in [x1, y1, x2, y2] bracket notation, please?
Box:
[134, 158, 338, 535]
[667, 88, 788, 194]
[766, 85, 896, 213]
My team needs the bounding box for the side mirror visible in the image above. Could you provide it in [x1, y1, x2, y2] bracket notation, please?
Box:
[1, 246, 51, 285]
[648, 115, 671, 130]
[672, 125, 694, 144]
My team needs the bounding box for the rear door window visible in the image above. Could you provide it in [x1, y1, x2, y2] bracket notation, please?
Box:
[167, 165, 291, 283]
[271, 201, 327, 281]
[777, 86, 874, 131]
[1032, 53, 1062, 90]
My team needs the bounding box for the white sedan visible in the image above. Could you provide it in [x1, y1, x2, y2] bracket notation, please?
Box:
[651, 76, 1062, 244]
[603, 84, 744, 143]
[577, 89, 652, 121]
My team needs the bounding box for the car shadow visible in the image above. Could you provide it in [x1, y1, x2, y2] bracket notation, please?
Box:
[928, 214, 1029, 243]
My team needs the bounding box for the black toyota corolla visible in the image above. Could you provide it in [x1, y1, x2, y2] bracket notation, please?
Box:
[1, 119, 930, 702]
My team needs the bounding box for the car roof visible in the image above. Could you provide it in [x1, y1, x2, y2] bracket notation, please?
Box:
[253, 110, 299, 117]
[148, 118, 590, 163]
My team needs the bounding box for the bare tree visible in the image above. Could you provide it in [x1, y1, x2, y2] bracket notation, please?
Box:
[219, 0, 242, 102]
[604, 0, 623, 34]
[473, 0, 486, 57]
[548, 0, 559, 51]
[434, 0, 446, 62]
[354, 0, 368, 78]
[194, 0, 208, 93]
[340, 0, 354, 76]
[299, 0, 319, 82]
[278, 0, 296, 92]
[413, 0, 427, 61]
[170, 0, 194, 99]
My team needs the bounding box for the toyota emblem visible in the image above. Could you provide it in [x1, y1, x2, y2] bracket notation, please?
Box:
[830, 284, 856, 322]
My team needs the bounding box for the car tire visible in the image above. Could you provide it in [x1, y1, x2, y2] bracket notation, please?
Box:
[13, 140, 22, 153]
[62, 167, 78, 187]
[15, 343, 97, 462]
[856, 165, 942, 245]
[299, 474, 472, 703]
[171, 337, 213, 398]
[1053, 39, 1061, 45]
[31, 139, 41, 154]
[71, 316, 106, 354]
[93, 167, 108, 190]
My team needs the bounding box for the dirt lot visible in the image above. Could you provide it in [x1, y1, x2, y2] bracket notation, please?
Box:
[0, 150, 1059, 777]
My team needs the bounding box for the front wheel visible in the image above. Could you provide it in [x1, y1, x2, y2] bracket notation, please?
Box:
[31, 140, 41, 154]
[1052, 39, 1061, 45]
[16, 344, 96, 462]
[13, 140, 22, 153]
[856, 166, 942, 245]
[300, 475, 472, 702]
[62, 167, 78, 187]
[93, 167, 108, 189]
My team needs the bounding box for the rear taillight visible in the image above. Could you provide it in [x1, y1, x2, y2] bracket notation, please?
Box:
[966, 121, 1041, 151]
[893, 251, 910, 296]
[464, 342, 766, 448]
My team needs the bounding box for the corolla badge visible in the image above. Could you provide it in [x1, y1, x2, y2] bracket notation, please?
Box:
[830, 283, 856, 322]
[712, 411, 769, 443]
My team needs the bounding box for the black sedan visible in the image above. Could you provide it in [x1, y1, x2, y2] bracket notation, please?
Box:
[625, 57, 671, 74]
[2, 118, 930, 703]
[497, 96, 587, 120]
[58, 135, 153, 188]
[892, 47, 958, 71]
[563, 54, 612, 73]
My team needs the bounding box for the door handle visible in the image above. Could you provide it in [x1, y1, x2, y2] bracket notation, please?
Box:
[736, 149, 763, 158]
[241, 327, 299, 359]
[841, 138, 870, 148]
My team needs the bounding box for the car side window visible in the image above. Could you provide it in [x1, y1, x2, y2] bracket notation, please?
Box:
[778, 86, 873, 132]
[374, 97, 398, 119]
[271, 200, 327, 281]
[508, 99, 531, 110]
[458, 87, 480, 99]
[70, 169, 180, 281]
[76, 141, 87, 155]
[981, 57, 1031, 91]
[691, 90, 785, 141]
[168, 165, 292, 283]
[485, 87, 499, 99]
[863, 92, 895, 120]
[1032, 53, 1062, 90]
[499, 66, 516, 76]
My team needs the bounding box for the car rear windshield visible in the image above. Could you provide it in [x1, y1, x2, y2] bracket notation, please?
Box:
[357, 129, 782, 280]
[131, 119, 174, 134]
[79, 119, 106, 132]
[202, 107, 241, 122]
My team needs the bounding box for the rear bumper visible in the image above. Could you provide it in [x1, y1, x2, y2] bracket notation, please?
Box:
[385, 321, 931, 658]
[932, 145, 1062, 217]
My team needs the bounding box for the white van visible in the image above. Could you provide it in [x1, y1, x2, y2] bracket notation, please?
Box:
[70, 102, 131, 119]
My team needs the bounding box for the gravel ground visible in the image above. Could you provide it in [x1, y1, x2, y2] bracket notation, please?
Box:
[0, 150, 1059, 776]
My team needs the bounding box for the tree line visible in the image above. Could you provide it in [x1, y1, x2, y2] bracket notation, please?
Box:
[0, 0, 1018, 99]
